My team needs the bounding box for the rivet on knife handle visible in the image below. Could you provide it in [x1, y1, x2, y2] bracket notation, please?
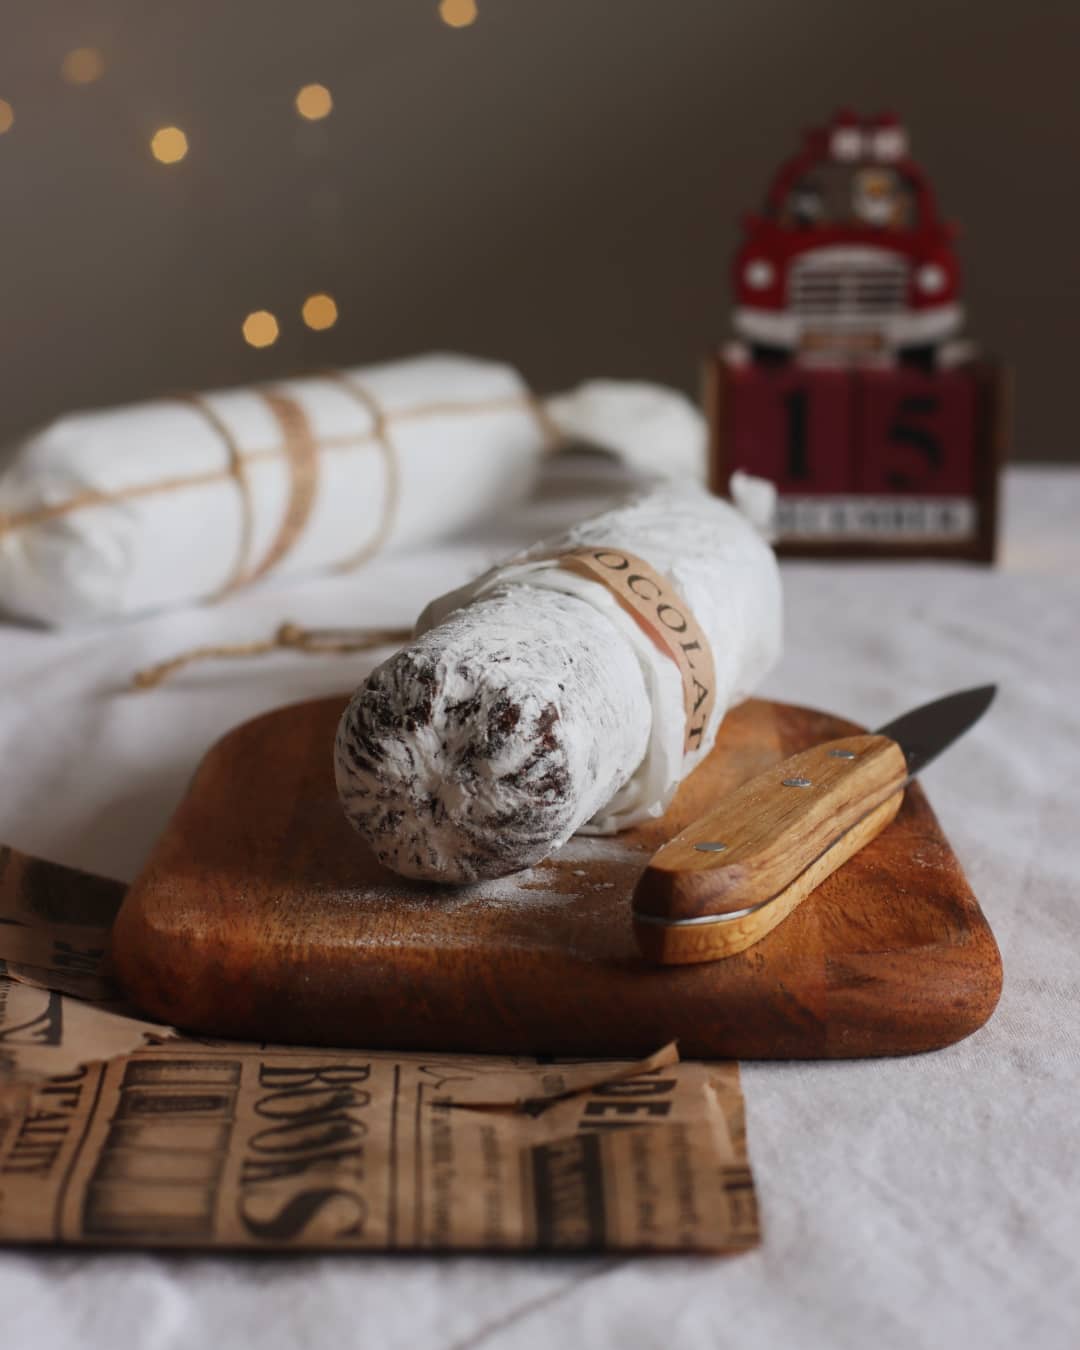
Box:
[632, 734, 908, 966]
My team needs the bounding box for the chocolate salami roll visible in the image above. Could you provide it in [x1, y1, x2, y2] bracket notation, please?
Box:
[335, 488, 781, 883]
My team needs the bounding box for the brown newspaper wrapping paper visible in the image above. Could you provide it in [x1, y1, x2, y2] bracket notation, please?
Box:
[0, 846, 759, 1254]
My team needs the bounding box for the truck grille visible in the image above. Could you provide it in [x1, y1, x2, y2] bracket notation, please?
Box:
[789, 253, 908, 320]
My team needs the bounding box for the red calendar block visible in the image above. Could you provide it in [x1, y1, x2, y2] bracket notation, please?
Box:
[706, 353, 1006, 562]
[726, 365, 853, 494]
[856, 368, 977, 496]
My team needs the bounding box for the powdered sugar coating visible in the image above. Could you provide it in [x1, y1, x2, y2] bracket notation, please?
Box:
[335, 586, 651, 882]
[336, 487, 781, 885]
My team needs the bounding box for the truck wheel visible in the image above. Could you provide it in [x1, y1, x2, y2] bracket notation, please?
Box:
[900, 344, 937, 372]
[750, 343, 790, 368]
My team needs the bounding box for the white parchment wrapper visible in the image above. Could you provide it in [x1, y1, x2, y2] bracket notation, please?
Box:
[417, 486, 782, 833]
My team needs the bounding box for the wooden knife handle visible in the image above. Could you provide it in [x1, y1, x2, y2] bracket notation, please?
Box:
[632, 734, 908, 966]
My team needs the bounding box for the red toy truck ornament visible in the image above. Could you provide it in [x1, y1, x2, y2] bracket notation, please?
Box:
[709, 111, 1007, 561]
[734, 110, 962, 368]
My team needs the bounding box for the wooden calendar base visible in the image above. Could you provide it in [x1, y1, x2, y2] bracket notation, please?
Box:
[705, 352, 1007, 562]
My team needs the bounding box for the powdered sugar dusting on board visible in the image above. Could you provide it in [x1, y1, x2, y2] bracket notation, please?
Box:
[338, 833, 649, 923]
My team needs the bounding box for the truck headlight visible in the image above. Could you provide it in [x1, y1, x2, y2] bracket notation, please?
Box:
[743, 259, 775, 290]
[916, 263, 947, 296]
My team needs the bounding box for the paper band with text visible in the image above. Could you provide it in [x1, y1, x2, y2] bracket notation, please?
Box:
[552, 547, 717, 754]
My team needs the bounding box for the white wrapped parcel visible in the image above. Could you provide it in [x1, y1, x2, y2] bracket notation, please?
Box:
[0, 353, 706, 627]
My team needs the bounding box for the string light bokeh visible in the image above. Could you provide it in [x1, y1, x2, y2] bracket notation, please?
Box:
[150, 126, 188, 164]
[295, 83, 333, 121]
[61, 47, 105, 85]
[242, 311, 280, 349]
[302, 294, 339, 331]
[439, 0, 479, 27]
[3, 7, 480, 358]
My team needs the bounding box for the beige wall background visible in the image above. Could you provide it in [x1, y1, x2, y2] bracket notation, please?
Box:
[1, 1, 1077, 459]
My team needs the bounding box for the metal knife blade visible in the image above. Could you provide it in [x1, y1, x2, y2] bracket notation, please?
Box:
[877, 684, 996, 779]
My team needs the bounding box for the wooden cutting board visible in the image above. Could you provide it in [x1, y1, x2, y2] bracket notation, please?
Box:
[111, 697, 1002, 1058]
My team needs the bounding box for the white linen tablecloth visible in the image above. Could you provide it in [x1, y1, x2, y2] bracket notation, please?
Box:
[1, 461, 1077, 1350]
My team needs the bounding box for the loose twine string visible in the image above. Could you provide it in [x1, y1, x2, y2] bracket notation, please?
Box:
[131, 621, 413, 691]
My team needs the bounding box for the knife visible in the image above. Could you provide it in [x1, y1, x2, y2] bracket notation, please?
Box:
[632, 685, 996, 966]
